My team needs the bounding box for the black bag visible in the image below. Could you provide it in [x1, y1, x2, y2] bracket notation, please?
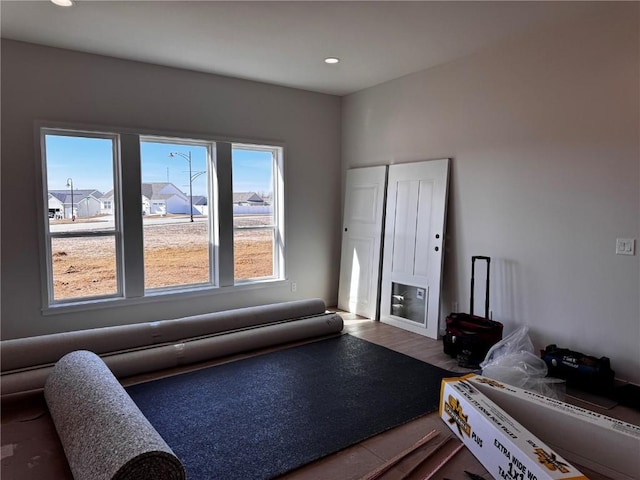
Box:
[443, 256, 503, 368]
[541, 344, 615, 394]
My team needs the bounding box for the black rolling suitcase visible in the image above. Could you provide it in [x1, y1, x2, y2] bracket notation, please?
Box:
[443, 256, 503, 368]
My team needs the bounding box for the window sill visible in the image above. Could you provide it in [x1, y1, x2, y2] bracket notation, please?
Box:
[42, 278, 289, 316]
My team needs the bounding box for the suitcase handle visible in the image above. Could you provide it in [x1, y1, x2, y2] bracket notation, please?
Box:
[470, 256, 490, 318]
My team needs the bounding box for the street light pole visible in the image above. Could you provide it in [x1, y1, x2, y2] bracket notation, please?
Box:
[66, 177, 75, 221]
[169, 151, 194, 222]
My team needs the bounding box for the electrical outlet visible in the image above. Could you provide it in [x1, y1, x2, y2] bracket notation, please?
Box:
[291, 282, 297, 292]
[452, 301, 459, 313]
[616, 238, 636, 256]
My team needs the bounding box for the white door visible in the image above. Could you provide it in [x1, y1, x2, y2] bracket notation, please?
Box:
[380, 159, 449, 338]
[338, 166, 387, 319]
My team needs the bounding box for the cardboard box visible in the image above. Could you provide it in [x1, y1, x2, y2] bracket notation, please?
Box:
[439, 375, 588, 480]
[466, 374, 640, 480]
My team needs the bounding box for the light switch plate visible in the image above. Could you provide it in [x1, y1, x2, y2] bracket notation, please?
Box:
[616, 238, 635, 255]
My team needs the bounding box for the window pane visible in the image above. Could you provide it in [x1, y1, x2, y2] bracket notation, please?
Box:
[51, 236, 118, 300]
[234, 229, 274, 280]
[233, 216, 274, 228]
[232, 147, 275, 280]
[140, 140, 211, 290]
[44, 134, 115, 233]
[143, 221, 210, 289]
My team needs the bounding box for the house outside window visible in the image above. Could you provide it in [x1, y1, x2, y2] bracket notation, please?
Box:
[39, 126, 285, 308]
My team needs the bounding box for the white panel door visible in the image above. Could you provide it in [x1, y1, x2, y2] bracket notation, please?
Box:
[380, 159, 449, 338]
[338, 166, 387, 319]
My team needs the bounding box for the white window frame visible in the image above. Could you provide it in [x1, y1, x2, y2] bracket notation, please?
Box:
[40, 128, 124, 305]
[139, 135, 218, 293]
[36, 123, 286, 313]
[232, 143, 285, 284]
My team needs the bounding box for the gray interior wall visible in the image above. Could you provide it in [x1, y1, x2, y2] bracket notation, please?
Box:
[1, 40, 342, 339]
[342, 4, 640, 383]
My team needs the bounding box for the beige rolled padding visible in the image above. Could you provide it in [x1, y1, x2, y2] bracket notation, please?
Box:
[1, 299, 337, 396]
[0, 367, 51, 398]
[3, 313, 343, 395]
[44, 350, 185, 480]
[105, 312, 344, 377]
[2, 298, 327, 372]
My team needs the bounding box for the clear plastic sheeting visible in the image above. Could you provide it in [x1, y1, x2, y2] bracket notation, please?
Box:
[480, 326, 565, 400]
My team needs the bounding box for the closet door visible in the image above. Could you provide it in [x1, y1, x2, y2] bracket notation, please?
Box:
[380, 159, 449, 338]
[337, 166, 387, 319]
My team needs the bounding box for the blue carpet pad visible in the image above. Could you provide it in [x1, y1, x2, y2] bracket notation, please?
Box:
[126, 334, 457, 480]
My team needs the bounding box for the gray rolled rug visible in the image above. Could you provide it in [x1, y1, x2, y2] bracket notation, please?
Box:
[44, 350, 185, 480]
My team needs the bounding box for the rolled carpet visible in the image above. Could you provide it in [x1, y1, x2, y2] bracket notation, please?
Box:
[44, 350, 185, 480]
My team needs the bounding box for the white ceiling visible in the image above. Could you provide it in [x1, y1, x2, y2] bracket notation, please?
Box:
[0, 1, 602, 96]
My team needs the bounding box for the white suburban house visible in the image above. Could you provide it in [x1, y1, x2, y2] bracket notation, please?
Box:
[100, 182, 203, 216]
[191, 195, 208, 216]
[232, 192, 266, 206]
[48, 189, 103, 219]
[232, 192, 271, 215]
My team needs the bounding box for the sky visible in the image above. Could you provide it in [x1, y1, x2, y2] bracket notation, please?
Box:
[45, 134, 274, 198]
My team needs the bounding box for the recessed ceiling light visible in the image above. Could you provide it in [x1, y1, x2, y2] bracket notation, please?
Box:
[324, 57, 340, 65]
[51, 0, 75, 7]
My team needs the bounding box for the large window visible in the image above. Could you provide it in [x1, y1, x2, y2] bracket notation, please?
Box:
[39, 126, 284, 308]
[42, 131, 120, 302]
[232, 144, 283, 282]
[140, 139, 212, 290]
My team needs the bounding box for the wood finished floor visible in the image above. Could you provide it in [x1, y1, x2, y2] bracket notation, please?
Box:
[2, 314, 638, 480]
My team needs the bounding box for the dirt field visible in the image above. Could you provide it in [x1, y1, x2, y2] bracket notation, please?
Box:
[51, 216, 273, 300]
